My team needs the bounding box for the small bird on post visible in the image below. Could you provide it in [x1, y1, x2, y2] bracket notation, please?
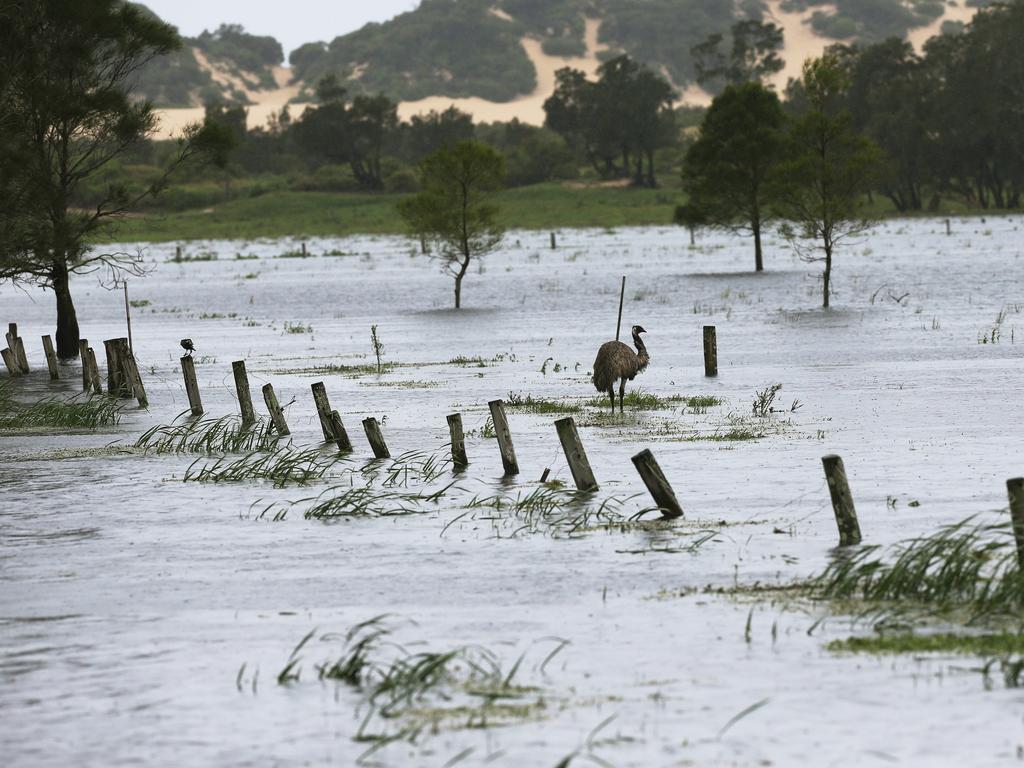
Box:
[180, 338, 196, 356]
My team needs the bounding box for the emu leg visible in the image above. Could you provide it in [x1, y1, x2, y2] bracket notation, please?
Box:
[608, 387, 615, 413]
[619, 380, 626, 413]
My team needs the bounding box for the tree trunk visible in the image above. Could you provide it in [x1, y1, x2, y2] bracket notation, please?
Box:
[822, 245, 832, 309]
[752, 214, 764, 272]
[52, 260, 80, 358]
[453, 255, 470, 309]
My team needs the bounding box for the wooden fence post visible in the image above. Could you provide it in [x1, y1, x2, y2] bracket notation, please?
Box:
[822, 454, 862, 546]
[1, 347, 20, 376]
[488, 399, 519, 475]
[703, 326, 718, 377]
[555, 417, 598, 491]
[232, 361, 256, 425]
[262, 383, 290, 435]
[79, 339, 91, 390]
[310, 381, 336, 442]
[550, 232, 557, 250]
[1007, 478, 1024, 568]
[42, 335, 59, 379]
[87, 348, 102, 394]
[180, 355, 203, 416]
[117, 340, 147, 407]
[945, 218, 951, 236]
[7, 324, 28, 373]
[103, 339, 121, 395]
[362, 417, 390, 459]
[631, 449, 683, 519]
[329, 411, 352, 452]
[447, 413, 468, 467]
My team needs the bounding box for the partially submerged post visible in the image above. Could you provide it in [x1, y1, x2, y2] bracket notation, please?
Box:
[1, 347, 20, 376]
[103, 339, 122, 395]
[180, 355, 203, 416]
[631, 449, 683, 518]
[555, 417, 598, 492]
[232, 361, 256, 425]
[550, 232, 557, 250]
[117, 340, 147, 407]
[703, 326, 718, 377]
[310, 382, 336, 442]
[488, 399, 519, 475]
[87, 348, 102, 394]
[447, 413, 468, 467]
[301, 241, 307, 257]
[123, 282, 133, 353]
[822, 454, 862, 546]
[945, 218, 951, 236]
[362, 417, 390, 459]
[7, 325, 29, 373]
[1007, 478, 1024, 567]
[79, 340, 91, 390]
[42, 335, 59, 379]
[262, 383, 290, 435]
[329, 411, 352, 452]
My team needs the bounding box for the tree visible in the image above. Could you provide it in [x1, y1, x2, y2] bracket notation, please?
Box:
[692, 20, 785, 93]
[681, 82, 786, 271]
[0, 0, 227, 357]
[774, 54, 883, 308]
[397, 142, 504, 309]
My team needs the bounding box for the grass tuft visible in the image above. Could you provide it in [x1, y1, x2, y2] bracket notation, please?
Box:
[0, 385, 122, 430]
[136, 415, 274, 453]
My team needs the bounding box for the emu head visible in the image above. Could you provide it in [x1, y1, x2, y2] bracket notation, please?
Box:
[632, 325, 647, 335]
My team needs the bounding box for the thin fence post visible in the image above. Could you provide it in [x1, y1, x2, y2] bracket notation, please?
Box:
[631, 449, 683, 518]
[180, 355, 203, 416]
[310, 381, 336, 442]
[42, 335, 59, 379]
[123, 282, 133, 353]
[301, 241, 307, 257]
[232, 361, 256, 425]
[447, 413, 468, 467]
[1007, 478, 1024, 568]
[488, 399, 519, 475]
[550, 232, 557, 250]
[79, 340, 91, 390]
[362, 417, 390, 459]
[703, 326, 718, 377]
[945, 218, 951, 236]
[87, 348, 102, 394]
[555, 417, 598, 491]
[262, 383, 290, 435]
[822, 454, 862, 546]
[329, 411, 352, 452]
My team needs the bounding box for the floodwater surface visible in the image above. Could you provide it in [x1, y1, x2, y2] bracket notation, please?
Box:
[2, 219, 1023, 767]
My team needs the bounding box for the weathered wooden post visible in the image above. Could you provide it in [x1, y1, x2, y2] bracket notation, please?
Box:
[822, 454, 862, 546]
[539, 468, 551, 483]
[631, 449, 684, 518]
[329, 411, 352, 452]
[180, 355, 203, 416]
[4, 323, 14, 349]
[232, 361, 256, 424]
[1007, 478, 1024, 568]
[262, 383, 290, 435]
[555, 417, 598, 491]
[117, 340, 147, 407]
[87, 348, 103, 394]
[945, 218, 951, 236]
[447, 413, 468, 467]
[488, 399, 519, 475]
[703, 326, 718, 377]
[103, 339, 122, 395]
[175, 245, 182, 261]
[6, 324, 28, 372]
[301, 242, 307, 257]
[310, 382, 336, 442]
[1, 347, 20, 376]
[42, 335, 59, 379]
[362, 417, 390, 459]
[420, 235, 428, 254]
[79, 340, 92, 390]
[550, 232, 557, 250]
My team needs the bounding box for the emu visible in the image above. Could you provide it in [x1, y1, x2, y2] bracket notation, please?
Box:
[592, 325, 649, 413]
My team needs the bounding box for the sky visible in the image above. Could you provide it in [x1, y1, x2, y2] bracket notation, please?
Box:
[141, 0, 420, 61]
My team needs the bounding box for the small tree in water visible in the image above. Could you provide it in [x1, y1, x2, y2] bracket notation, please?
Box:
[774, 54, 882, 308]
[398, 141, 505, 309]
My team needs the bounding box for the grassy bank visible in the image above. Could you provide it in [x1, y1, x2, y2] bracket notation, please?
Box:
[96, 183, 680, 243]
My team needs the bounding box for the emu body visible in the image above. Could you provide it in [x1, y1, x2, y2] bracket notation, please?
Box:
[592, 325, 649, 412]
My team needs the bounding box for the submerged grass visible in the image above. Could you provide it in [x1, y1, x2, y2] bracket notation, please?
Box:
[583, 389, 723, 411]
[505, 391, 581, 415]
[457, 486, 640, 538]
[812, 514, 1024, 624]
[828, 632, 1024, 655]
[0, 384, 122, 430]
[184, 445, 345, 487]
[136, 415, 274, 453]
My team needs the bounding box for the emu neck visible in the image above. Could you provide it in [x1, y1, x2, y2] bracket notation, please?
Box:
[632, 331, 649, 369]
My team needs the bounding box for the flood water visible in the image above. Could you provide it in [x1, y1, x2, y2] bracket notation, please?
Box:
[2, 219, 1023, 766]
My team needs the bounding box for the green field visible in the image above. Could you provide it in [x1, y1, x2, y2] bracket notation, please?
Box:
[96, 184, 681, 243]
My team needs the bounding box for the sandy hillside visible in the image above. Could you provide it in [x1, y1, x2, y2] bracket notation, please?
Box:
[153, 1, 980, 137]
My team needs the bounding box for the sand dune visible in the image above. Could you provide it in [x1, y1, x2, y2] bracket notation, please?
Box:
[153, 2, 981, 138]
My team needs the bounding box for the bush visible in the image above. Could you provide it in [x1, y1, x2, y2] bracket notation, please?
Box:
[384, 167, 420, 193]
[290, 164, 363, 192]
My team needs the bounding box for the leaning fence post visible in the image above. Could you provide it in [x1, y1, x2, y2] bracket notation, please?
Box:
[631, 449, 683, 518]
[180, 355, 203, 416]
[555, 417, 598, 491]
[42, 335, 59, 379]
[488, 399, 519, 476]
[310, 381, 336, 442]
[1, 347, 20, 376]
[118, 341, 147, 407]
[232, 361, 256, 425]
[703, 326, 718, 377]
[822, 454, 862, 546]
[329, 410, 352, 452]
[447, 413, 468, 467]
[262, 383, 290, 436]
[1007, 478, 1024, 568]
[8, 324, 28, 373]
[362, 417, 390, 459]
[87, 348, 102, 394]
